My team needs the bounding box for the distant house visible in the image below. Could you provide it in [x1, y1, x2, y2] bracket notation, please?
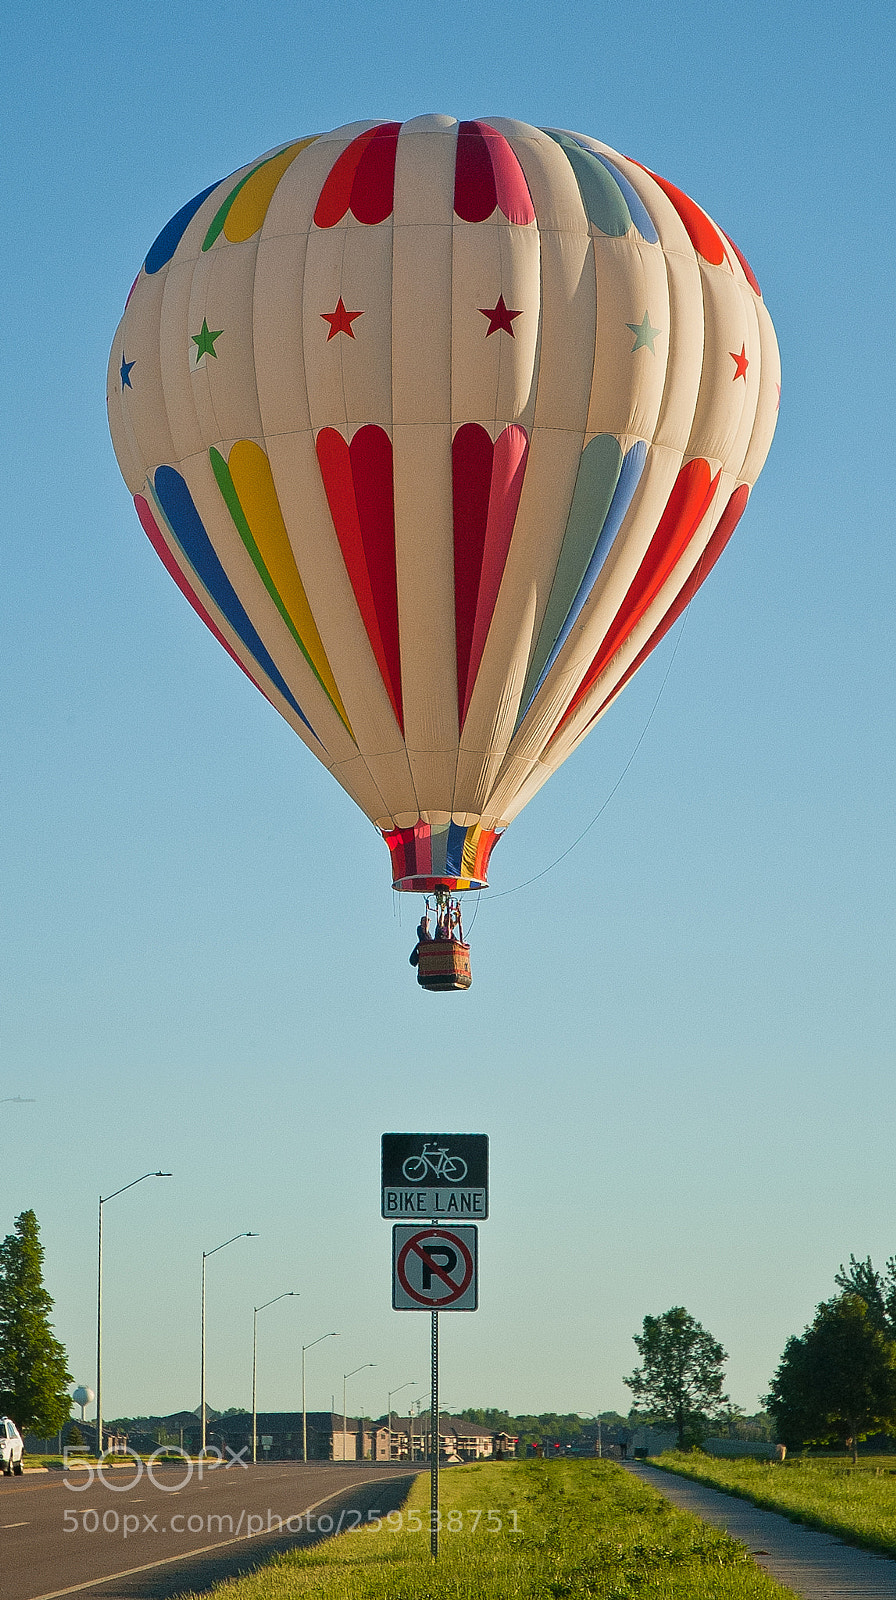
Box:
[372, 1414, 515, 1462]
[575, 1421, 633, 1457]
[627, 1427, 781, 1459]
[114, 1411, 206, 1456]
[212, 1412, 372, 1461]
[33, 1408, 519, 1464]
[27, 1410, 205, 1457]
[630, 1426, 677, 1455]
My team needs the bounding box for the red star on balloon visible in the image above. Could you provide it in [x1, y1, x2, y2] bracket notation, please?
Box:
[730, 344, 749, 381]
[480, 295, 522, 337]
[322, 297, 363, 340]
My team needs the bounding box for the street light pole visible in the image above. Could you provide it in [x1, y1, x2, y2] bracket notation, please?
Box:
[96, 1171, 171, 1461]
[302, 1332, 338, 1462]
[343, 1363, 375, 1462]
[201, 1233, 258, 1456]
[408, 1393, 426, 1462]
[387, 1380, 416, 1463]
[252, 1293, 298, 1464]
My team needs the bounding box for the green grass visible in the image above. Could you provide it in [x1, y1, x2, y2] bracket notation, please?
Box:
[178, 1460, 799, 1599]
[652, 1451, 896, 1560]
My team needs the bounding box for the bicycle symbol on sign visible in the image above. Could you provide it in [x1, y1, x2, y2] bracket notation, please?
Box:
[401, 1144, 468, 1183]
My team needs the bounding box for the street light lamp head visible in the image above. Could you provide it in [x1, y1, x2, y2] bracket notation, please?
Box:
[388, 1379, 416, 1398]
[254, 1290, 299, 1314]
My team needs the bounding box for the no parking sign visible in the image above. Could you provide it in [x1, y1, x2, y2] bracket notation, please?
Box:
[392, 1224, 478, 1310]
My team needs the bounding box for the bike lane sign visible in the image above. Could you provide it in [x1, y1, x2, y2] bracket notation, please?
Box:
[392, 1224, 478, 1310]
[381, 1133, 488, 1220]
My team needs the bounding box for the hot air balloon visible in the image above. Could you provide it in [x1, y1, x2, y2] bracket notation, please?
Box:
[107, 115, 779, 991]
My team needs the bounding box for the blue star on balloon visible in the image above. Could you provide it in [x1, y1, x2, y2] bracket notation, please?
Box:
[120, 353, 136, 389]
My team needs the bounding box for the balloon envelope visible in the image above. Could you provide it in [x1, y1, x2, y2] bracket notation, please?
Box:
[108, 115, 779, 893]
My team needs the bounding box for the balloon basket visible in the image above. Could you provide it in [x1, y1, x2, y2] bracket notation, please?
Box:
[411, 889, 472, 990]
[416, 939, 472, 992]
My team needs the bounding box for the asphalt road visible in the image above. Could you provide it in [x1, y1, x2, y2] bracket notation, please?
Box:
[2, 1461, 418, 1600]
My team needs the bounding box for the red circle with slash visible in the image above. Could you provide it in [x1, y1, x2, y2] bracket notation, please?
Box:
[396, 1227, 474, 1305]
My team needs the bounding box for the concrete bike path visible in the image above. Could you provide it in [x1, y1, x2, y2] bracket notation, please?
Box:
[623, 1461, 896, 1599]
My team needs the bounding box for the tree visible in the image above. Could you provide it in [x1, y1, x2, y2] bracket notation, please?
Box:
[835, 1255, 896, 1340]
[766, 1294, 896, 1462]
[624, 1306, 730, 1448]
[0, 1211, 72, 1434]
[715, 1400, 747, 1437]
[456, 1408, 589, 1456]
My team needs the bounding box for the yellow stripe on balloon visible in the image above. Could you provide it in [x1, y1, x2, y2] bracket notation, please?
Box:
[224, 139, 317, 241]
[227, 439, 353, 732]
[461, 824, 483, 882]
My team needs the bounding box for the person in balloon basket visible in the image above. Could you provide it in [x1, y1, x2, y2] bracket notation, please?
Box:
[409, 912, 433, 967]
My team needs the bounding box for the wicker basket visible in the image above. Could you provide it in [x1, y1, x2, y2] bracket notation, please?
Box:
[416, 939, 472, 991]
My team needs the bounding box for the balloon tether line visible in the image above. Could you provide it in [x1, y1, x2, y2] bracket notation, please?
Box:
[485, 577, 703, 902]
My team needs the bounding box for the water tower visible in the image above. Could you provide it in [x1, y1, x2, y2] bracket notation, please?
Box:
[72, 1386, 95, 1422]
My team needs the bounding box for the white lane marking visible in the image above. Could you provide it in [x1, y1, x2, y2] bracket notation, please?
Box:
[26, 1473, 413, 1600]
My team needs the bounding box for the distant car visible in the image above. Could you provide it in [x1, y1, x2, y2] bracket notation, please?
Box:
[0, 1417, 24, 1475]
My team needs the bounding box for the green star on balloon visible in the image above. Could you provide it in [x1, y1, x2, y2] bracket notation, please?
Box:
[192, 319, 223, 362]
[626, 311, 662, 353]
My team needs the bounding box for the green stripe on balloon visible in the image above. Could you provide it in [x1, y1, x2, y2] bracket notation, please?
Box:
[519, 435, 624, 710]
[202, 140, 318, 250]
[543, 131, 633, 236]
[202, 169, 263, 251]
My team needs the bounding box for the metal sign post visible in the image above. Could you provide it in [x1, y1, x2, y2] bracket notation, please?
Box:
[430, 1307, 439, 1559]
[391, 1222, 478, 1560]
[384, 1136, 486, 1562]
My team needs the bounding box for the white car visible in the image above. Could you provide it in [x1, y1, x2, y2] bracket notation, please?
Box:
[1, 1417, 23, 1475]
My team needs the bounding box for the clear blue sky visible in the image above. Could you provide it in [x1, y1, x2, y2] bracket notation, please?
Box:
[2, 0, 893, 1427]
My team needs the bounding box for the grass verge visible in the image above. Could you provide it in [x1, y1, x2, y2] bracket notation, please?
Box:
[178, 1459, 799, 1598]
[652, 1451, 896, 1560]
